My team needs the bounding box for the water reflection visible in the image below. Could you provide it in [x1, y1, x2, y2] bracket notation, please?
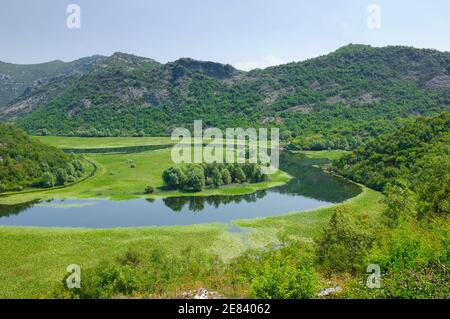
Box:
[0, 153, 361, 227]
[162, 190, 267, 213]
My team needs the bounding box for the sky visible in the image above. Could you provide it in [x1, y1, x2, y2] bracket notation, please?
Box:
[1, 0, 450, 70]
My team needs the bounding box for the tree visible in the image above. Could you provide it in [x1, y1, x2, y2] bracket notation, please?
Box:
[211, 167, 223, 188]
[41, 172, 56, 188]
[162, 167, 187, 189]
[231, 165, 247, 183]
[316, 206, 374, 275]
[220, 168, 232, 185]
[55, 168, 69, 185]
[185, 167, 205, 192]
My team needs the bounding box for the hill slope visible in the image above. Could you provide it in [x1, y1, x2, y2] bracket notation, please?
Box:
[0, 55, 106, 107]
[0, 124, 86, 192]
[335, 111, 450, 195]
[0, 45, 449, 144]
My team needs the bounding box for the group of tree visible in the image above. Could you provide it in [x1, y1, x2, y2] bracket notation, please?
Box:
[162, 162, 267, 192]
[0, 124, 86, 192]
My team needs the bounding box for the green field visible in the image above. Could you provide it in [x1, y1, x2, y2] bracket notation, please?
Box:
[299, 150, 351, 161]
[33, 136, 176, 149]
[33, 136, 258, 149]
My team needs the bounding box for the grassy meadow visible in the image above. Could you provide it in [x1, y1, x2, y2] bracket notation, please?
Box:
[33, 136, 175, 149]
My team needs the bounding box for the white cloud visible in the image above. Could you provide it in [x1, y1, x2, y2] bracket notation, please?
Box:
[234, 55, 290, 71]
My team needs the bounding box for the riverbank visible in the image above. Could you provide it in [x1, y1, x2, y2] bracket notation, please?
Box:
[0, 147, 291, 205]
[0, 185, 382, 298]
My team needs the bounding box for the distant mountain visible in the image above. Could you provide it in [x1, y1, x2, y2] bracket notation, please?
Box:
[0, 55, 106, 107]
[0, 44, 449, 145]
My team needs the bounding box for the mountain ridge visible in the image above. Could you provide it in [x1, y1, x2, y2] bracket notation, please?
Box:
[0, 44, 449, 147]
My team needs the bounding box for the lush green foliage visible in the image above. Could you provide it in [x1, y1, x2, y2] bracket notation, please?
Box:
[162, 162, 267, 192]
[2, 45, 448, 150]
[0, 124, 85, 192]
[323, 112, 450, 298]
[335, 111, 450, 193]
[245, 243, 318, 299]
[315, 206, 375, 275]
[56, 241, 318, 299]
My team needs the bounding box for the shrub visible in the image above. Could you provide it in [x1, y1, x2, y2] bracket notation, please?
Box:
[347, 218, 450, 299]
[118, 249, 143, 266]
[251, 260, 317, 299]
[315, 206, 374, 275]
[144, 185, 154, 194]
[246, 243, 319, 299]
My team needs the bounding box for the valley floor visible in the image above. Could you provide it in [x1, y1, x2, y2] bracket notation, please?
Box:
[0, 137, 384, 298]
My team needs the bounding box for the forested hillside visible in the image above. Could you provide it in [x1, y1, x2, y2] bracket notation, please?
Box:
[335, 111, 450, 193]
[320, 112, 449, 298]
[1, 44, 449, 148]
[0, 124, 85, 192]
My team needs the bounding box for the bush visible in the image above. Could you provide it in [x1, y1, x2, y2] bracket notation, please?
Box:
[144, 185, 154, 194]
[251, 260, 317, 299]
[118, 249, 143, 266]
[247, 243, 318, 299]
[315, 206, 374, 275]
[61, 262, 138, 299]
[0, 183, 6, 193]
[346, 218, 450, 299]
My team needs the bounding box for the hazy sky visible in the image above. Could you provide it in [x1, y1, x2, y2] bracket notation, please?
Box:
[1, 0, 450, 70]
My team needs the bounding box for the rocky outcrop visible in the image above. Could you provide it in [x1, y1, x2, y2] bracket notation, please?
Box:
[426, 75, 450, 90]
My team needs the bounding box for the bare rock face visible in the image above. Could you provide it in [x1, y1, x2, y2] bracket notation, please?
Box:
[0, 73, 13, 81]
[426, 75, 450, 90]
[280, 104, 314, 113]
[0, 95, 43, 118]
[326, 95, 347, 105]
